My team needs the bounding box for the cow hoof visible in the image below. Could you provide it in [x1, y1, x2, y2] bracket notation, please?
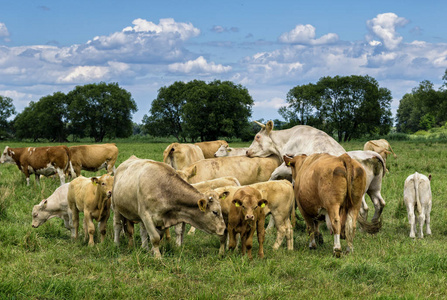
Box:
[333, 249, 342, 258]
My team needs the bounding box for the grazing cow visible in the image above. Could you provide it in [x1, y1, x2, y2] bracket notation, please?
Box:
[67, 174, 114, 246]
[215, 180, 295, 254]
[31, 183, 75, 237]
[364, 139, 397, 170]
[112, 156, 226, 258]
[1, 145, 72, 186]
[163, 143, 205, 170]
[227, 186, 268, 259]
[177, 156, 280, 185]
[214, 144, 249, 157]
[194, 140, 229, 159]
[404, 172, 432, 238]
[246, 120, 346, 182]
[69, 143, 118, 177]
[284, 153, 366, 257]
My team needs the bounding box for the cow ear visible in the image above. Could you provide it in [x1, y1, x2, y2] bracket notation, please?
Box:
[258, 199, 268, 208]
[227, 148, 232, 152]
[232, 199, 242, 207]
[283, 155, 294, 167]
[219, 191, 230, 200]
[91, 177, 99, 186]
[266, 120, 274, 134]
[188, 166, 197, 179]
[40, 199, 48, 207]
[429, 174, 432, 181]
[198, 198, 207, 212]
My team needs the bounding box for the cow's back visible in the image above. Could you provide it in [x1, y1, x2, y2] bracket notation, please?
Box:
[163, 143, 205, 170]
[194, 140, 228, 159]
[68, 176, 94, 210]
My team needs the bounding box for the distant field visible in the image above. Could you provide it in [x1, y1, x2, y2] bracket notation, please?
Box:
[0, 140, 446, 299]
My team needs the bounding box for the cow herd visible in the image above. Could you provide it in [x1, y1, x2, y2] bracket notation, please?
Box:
[1, 121, 433, 259]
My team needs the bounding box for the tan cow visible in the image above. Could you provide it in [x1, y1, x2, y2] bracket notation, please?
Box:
[194, 140, 228, 159]
[1, 145, 72, 186]
[67, 174, 114, 246]
[227, 186, 268, 259]
[163, 143, 205, 170]
[112, 156, 226, 258]
[177, 156, 280, 185]
[363, 139, 397, 166]
[215, 180, 295, 253]
[69, 143, 118, 177]
[214, 144, 249, 157]
[284, 153, 366, 257]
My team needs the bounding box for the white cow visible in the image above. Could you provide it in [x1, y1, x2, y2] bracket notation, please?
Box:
[404, 172, 432, 238]
[214, 145, 249, 157]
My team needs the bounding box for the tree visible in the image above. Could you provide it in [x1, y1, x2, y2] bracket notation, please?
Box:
[0, 96, 16, 139]
[67, 82, 137, 142]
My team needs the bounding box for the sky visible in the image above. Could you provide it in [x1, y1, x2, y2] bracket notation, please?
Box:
[1, 1, 447, 124]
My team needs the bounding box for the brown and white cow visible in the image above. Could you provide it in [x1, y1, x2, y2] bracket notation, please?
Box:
[194, 140, 229, 159]
[31, 183, 75, 237]
[112, 156, 226, 259]
[1, 145, 72, 186]
[215, 180, 295, 253]
[69, 143, 118, 177]
[67, 174, 114, 246]
[226, 186, 268, 259]
[284, 153, 366, 257]
[214, 144, 249, 157]
[404, 172, 432, 239]
[177, 156, 280, 185]
[163, 143, 205, 170]
[364, 139, 397, 169]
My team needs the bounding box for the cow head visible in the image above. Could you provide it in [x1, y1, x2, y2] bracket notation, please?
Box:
[246, 120, 280, 158]
[214, 144, 230, 157]
[92, 174, 114, 199]
[196, 190, 226, 236]
[284, 154, 308, 180]
[1, 146, 15, 164]
[31, 199, 50, 228]
[232, 187, 268, 222]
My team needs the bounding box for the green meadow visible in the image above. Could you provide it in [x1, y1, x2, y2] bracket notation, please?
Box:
[0, 140, 446, 299]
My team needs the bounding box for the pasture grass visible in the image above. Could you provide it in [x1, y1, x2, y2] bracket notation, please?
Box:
[0, 140, 447, 299]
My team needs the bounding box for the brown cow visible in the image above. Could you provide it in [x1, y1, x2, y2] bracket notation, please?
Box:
[227, 186, 268, 259]
[177, 156, 280, 185]
[364, 139, 397, 166]
[69, 143, 118, 177]
[284, 153, 366, 257]
[67, 174, 114, 246]
[194, 140, 228, 159]
[1, 145, 72, 186]
[163, 143, 205, 170]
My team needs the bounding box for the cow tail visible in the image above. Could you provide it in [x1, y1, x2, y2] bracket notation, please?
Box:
[414, 172, 422, 216]
[342, 154, 354, 208]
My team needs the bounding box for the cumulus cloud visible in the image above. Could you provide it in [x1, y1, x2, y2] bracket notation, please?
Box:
[211, 25, 239, 33]
[168, 56, 232, 74]
[366, 12, 409, 50]
[0, 23, 10, 41]
[278, 24, 338, 45]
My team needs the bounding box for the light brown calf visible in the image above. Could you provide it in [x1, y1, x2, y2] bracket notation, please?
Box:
[67, 174, 114, 246]
[284, 153, 366, 257]
[363, 139, 397, 168]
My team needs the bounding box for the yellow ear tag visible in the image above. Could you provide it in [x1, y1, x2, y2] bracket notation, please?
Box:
[222, 195, 226, 200]
[287, 162, 291, 166]
[235, 203, 240, 207]
[261, 203, 265, 208]
[93, 181, 98, 186]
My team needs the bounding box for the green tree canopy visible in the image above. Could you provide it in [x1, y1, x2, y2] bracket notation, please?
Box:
[0, 95, 16, 139]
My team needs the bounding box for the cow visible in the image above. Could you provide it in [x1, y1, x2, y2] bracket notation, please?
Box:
[364, 139, 397, 171]
[177, 156, 280, 185]
[284, 153, 366, 257]
[67, 174, 114, 246]
[163, 143, 205, 170]
[31, 183, 75, 237]
[194, 140, 229, 159]
[214, 144, 249, 157]
[111, 155, 226, 259]
[226, 186, 268, 259]
[403, 172, 432, 239]
[69, 143, 118, 177]
[1, 145, 72, 186]
[215, 180, 295, 254]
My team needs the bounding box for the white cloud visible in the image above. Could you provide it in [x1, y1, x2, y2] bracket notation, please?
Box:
[278, 24, 338, 45]
[366, 13, 409, 50]
[254, 97, 286, 109]
[168, 56, 231, 74]
[123, 18, 200, 41]
[0, 22, 10, 42]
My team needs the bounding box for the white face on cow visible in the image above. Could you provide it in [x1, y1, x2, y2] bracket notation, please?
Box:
[0, 146, 14, 164]
[197, 191, 226, 236]
[246, 121, 277, 158]
[31, 201, 50, 228]
[214, 145, 229, 157]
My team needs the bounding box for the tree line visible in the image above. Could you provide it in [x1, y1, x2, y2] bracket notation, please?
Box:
[3, 71, 446, 143]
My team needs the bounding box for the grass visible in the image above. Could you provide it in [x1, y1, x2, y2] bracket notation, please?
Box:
[1, 140, 447, 299]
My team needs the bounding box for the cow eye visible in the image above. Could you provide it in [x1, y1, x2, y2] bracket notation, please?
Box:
[213, 211, 219, 216]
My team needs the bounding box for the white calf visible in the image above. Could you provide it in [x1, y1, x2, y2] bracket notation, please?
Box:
[403, 172, 432, 238]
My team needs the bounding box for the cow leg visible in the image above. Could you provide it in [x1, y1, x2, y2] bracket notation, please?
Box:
[345, 207, 360, 254]
[285, 218, 294, 250]
[174, 223, 185, 247]
[328, 207, 342, 257]
[139, 223, 149, 251]
[187, 226, 196, 235]
[242, 231, 251, 259]
[84, 211, 96, 246]
[359, 195, 369, 221]
[406, 203, 416, 238]
[228, 228, 237, 252]
[272, 214, 286, 250]
[123, 219, 135, 247]
[113, 211, 124, 246]
[301, 213, 317, 249]
[426, 203, 432, 236]
[370, 193, 385, 222]
[257, 218, 266, 258]
[219, 229, 228, 256]
[35, 174, 40, 186]
[266, 215, 275, 231]
[57, 167, 65, 185]
[140, 211, 162, 258]
[98, 215, 109, 243]
[71, 207, 80, 240]
[418, 208, 425, 239]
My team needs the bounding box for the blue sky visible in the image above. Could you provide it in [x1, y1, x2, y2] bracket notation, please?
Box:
[1, 1, 447, 124]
